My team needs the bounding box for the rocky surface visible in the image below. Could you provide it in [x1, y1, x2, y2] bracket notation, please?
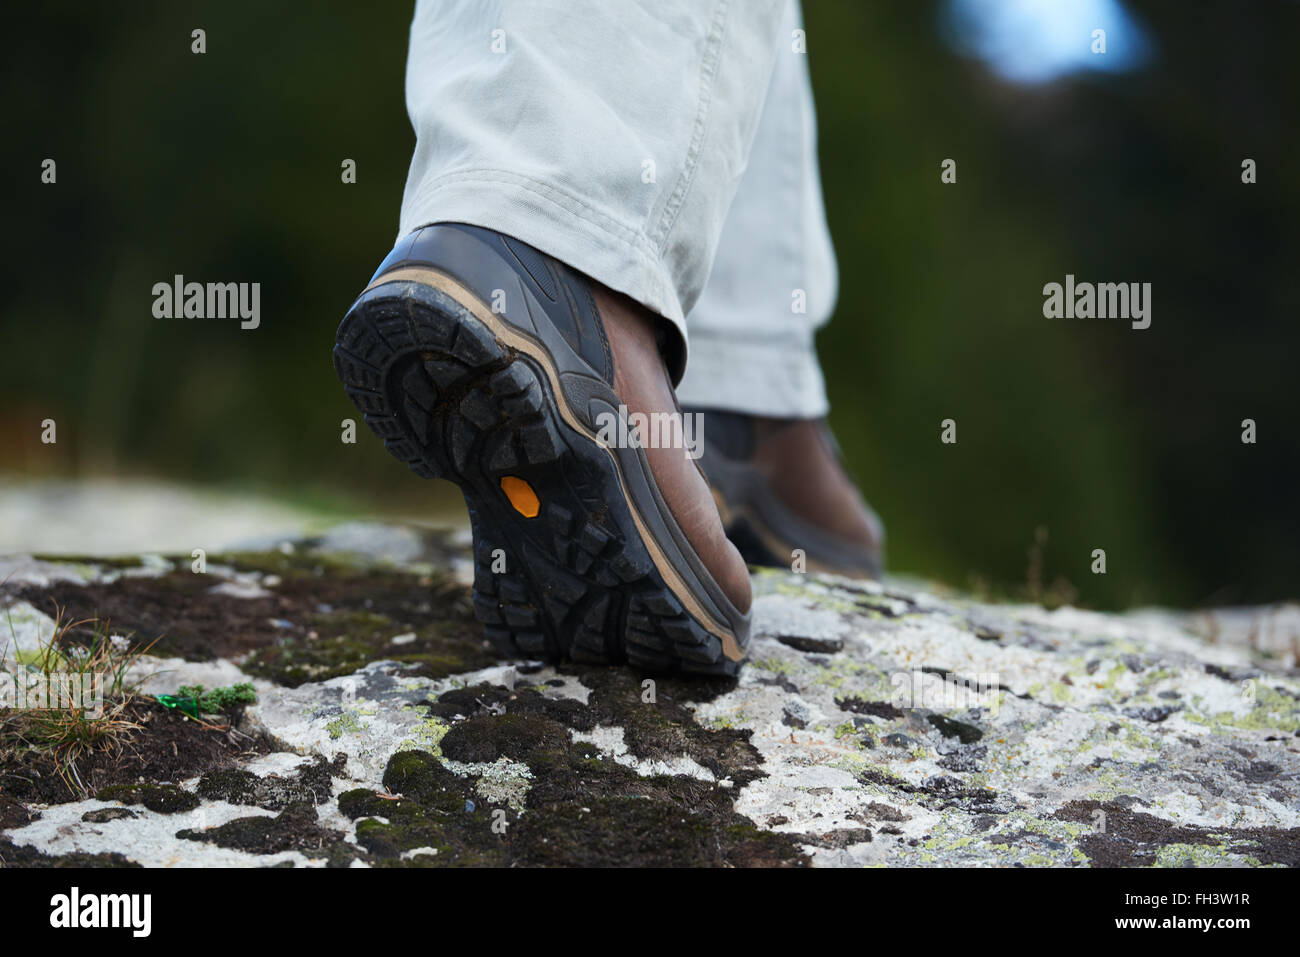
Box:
[1, 522, 1297, 867]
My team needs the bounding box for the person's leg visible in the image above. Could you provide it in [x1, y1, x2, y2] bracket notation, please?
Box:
[398, 0, 788, 379]
[677, 2, 886, 577]
[337, 0, 790, 673]
[676, 0, 835, 417]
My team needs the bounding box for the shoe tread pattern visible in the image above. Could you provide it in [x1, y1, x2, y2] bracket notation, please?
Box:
[333, 283, 739, 675]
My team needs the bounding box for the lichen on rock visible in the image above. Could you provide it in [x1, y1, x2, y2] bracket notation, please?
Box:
[2, 522, 1296, 867]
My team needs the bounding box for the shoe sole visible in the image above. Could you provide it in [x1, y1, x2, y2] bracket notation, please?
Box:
[333, 269, 746, 676]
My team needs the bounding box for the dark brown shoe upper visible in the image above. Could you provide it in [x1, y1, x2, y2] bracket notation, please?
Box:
[750, 417, 884, 556]
[593, 286, 753, 615]
[688, 410, 885, 578]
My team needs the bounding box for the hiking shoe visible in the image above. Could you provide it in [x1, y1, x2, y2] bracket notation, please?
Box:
[687, 410, 885, 578]
[333, 223, 752, 674]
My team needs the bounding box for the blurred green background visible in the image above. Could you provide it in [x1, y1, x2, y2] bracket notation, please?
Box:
[2, 1, 1295, 610]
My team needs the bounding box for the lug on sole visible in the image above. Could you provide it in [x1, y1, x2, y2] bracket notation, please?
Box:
[332, 281, 741, 676]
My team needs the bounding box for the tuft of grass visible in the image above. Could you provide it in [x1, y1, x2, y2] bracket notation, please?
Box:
[968, 526, 1079, 610]
[1022, 525, 1079, 610]
[1, 605, 157, 795]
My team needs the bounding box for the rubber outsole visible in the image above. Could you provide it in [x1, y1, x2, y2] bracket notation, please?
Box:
[333, 278, 743, 676]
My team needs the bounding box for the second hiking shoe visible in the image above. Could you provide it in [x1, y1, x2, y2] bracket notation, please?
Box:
[333, 223, 752, 675]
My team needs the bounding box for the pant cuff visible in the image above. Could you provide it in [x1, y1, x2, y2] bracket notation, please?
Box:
[399, 170, 691, 380]
[675, 330, 830, 418]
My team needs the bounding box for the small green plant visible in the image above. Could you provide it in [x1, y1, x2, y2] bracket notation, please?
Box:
[1, 606, 156, 795]
[1024, 526, 1080, 609]
[157, 682, 257, 718]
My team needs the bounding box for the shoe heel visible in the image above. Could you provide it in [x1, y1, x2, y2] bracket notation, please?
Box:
[333, 280, 513, 480]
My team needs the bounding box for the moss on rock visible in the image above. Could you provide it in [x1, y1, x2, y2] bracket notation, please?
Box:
[340, 666, 810, 867]
[338, 751, 508, 866]
[245, 605, 501, 689]
[19, 549, 503, 683]
[96, 783, 200, 814]
[512, 796, 802, 867]
[197, 754, 343, 810]
[0, 838, 140, 868]
[177, 801, 357, 865]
